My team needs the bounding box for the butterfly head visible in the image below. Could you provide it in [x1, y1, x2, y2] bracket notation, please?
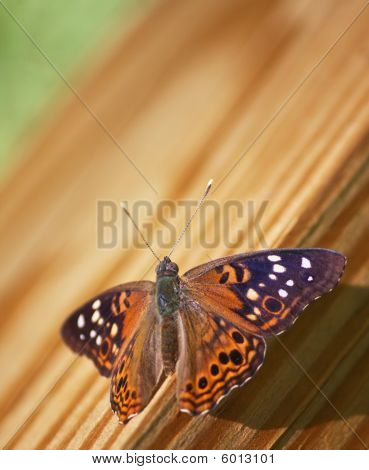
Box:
[156, 256, 179, 278]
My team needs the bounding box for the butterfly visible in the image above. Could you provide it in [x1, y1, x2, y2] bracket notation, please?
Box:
[61, 179, 346, 422]
[61, 247, 346, 422]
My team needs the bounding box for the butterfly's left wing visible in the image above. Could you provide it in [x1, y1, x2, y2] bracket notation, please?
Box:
[61, 281, 154, 377]
[110, 297, 163, 423]
[62, 280, 163, 422]
[176, 248, 345, 415]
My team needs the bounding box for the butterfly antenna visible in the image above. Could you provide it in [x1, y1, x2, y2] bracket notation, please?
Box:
[120, 202, 161, 262]
[168, 179, 213, 258]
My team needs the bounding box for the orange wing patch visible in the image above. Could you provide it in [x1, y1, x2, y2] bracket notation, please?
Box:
[177, 303, 266, 416]
[61, 282, 153, 377]
[187, 261, 251, 285]
[110, 298, 162, 423]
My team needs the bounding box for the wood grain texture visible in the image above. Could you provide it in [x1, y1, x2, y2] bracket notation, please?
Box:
[1, 0, 369, 450]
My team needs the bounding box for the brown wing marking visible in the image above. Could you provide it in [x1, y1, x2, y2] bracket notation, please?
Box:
[177, 300, 266, 416]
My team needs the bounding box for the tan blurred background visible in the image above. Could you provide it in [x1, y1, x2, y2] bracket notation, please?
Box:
[1, 0, 369, 450]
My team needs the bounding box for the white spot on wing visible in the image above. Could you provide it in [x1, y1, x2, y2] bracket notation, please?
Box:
[92, 299, 101, 310]
[96, 335, 102, 346]
[79, 334, 85, 340]
[110, 323, 118, 337]
[269, 274, 277, 280]
[77, 314, 85, 328]
[308, 275, 314, 282]
[301, 257, 311, 268]
[273, 264, 286, 273]
[247, 313, 258, 321]
[91, 311, 100, 323]
[286, 279, 294, 286]
[90, 330, 96, 338]
[268, 255, 281, 262]
[279, 289, 288, 298]
[246, 288, 259, 300]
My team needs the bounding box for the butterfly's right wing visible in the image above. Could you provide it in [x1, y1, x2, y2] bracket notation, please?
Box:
[176, 248, 345, 415]
[176, 299, 266, 416]
[182, 249, 346, 336]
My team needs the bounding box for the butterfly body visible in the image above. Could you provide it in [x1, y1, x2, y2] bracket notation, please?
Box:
[155, 257, 180, 374]
[61, 248, 346, 422]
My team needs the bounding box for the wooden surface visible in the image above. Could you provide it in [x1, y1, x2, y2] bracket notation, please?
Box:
[1, 0, 369, 450]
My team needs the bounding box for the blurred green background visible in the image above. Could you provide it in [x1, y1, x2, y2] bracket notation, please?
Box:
[0, 0, 143, 179]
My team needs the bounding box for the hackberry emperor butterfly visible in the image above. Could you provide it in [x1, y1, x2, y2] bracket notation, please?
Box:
[61, 181, 346, 422]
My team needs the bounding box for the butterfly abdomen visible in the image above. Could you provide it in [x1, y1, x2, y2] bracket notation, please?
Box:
[161, 313, 179, 375]
[155, 273, 180, 375]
